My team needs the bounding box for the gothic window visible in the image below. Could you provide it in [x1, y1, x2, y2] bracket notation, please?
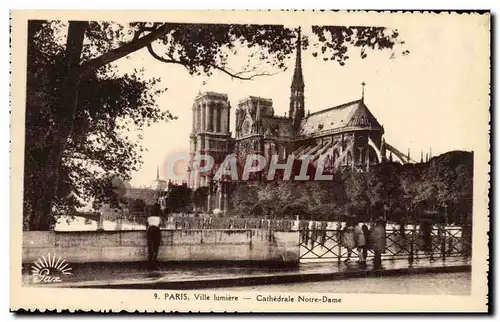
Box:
[242, 119, 251, 135]
[355, 135, 366, 148]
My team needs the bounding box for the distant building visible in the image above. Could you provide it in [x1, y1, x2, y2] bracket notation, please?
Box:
[150, 166, 168, 191]
[124, 188, 158, 205]
[124, 167, 168, 205]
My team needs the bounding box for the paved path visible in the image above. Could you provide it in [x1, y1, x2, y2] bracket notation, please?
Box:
[22, 257, 471, 289]
[207, 272, 471, 296]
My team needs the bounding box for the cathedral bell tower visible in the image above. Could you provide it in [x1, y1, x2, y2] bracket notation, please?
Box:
[289, 27, 305, 133]
[188, 92, 232, 189]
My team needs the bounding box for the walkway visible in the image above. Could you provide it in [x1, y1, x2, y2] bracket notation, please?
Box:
[22, 257, 471, 290]
[205, 272, 471, 296]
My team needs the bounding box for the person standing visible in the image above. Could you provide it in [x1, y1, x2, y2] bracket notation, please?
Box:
[342, 219, 356, 263]
[370, 217, 387, 269]
[354, 220, 367, 267]
[146, 203, 162, 267]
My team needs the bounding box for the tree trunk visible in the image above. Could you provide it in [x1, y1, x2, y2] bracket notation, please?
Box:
[25, 22, 171, 230]
[28, 21, 88, 231]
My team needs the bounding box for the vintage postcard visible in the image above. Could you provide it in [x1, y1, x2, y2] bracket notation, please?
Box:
[10, 10, 490, 313]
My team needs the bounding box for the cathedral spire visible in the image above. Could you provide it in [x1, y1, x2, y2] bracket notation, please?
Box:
[291, 27, 304, 90]
[289, 27, 305, 132]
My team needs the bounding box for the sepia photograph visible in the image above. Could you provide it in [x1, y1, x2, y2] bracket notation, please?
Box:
[9, 10, 490, 312]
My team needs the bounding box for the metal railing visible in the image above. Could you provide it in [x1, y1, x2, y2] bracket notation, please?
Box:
[166, 216, 295, 231]
[299, 225, 472, 264]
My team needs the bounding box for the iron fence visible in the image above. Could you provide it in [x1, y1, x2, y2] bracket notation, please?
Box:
[299, 225, 472, 263]
[166, 216, 295, 231]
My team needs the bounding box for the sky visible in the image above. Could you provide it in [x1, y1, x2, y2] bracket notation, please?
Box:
[110, 13, 490, 188]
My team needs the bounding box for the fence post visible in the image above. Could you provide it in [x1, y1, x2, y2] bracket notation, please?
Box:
[440, 224, 446, 262]
[462, 223, 472, 259]
[408, 226, 414, 266]
[337, 222, 342, 265]
[447, 234, 453, 256]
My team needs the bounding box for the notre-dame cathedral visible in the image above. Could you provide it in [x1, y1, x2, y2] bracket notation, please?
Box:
[187, 30, 412, 211]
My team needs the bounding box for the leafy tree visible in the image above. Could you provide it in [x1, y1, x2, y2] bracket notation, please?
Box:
[227, 151, 472, 225]
[165, 185, 192, 213]
[192, 186, 209, 210]
[281, 202, 309, 220]
[421, 151, 473, 224]
[311, 26, 409, 65]
[231, 184, 259, 215]
[391, 151, 472, 224]
[25, 20, 406, 230]
[366, 162, 405, 221]
[130, 198, 146, 215]
[343, 170, 370, 220]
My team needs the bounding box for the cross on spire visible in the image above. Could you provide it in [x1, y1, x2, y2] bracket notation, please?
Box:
[361, 82, 366, 100]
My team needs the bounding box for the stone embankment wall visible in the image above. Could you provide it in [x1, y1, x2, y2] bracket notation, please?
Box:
[22, 230, 299, 265]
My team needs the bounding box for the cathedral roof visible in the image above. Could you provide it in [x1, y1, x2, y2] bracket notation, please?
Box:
[299, 99, 383, 136]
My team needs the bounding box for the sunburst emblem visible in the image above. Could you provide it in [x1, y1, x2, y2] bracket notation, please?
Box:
[31, 253, 72, 283]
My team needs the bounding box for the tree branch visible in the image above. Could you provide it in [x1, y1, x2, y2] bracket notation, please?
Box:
[78, 23, 171, 77]
[146, 43, 277, 81]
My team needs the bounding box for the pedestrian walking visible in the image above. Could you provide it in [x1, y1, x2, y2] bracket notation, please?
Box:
[369, 217, 387, 269]
[342, 219, 356, 263]
[353, 220, 367, 267]
[146, 203, 162, 268]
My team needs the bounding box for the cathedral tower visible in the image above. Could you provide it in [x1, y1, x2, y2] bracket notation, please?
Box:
[289, 27, 305, 132]
[188, 92, 232, 189]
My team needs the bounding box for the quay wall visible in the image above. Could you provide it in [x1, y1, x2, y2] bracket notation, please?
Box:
[22, 230, 299, 265]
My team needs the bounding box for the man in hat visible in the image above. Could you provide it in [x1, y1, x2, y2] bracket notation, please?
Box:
[369, 217, 387, 269]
